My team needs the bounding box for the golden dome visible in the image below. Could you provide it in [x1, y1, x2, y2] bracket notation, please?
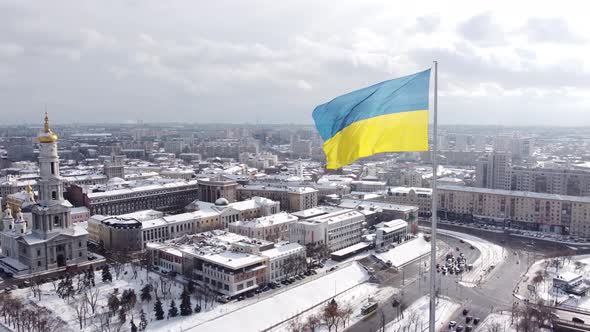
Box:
[39, 112, 58, 143]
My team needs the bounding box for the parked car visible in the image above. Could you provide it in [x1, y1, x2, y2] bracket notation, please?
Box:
[466, 316, 472, 323]
[573, 317, 585, 324]
[473, 317, 480, 325]
[463, 308, 469, 315]
[449, 321, 457, 328]
[456, 325, 464, 332]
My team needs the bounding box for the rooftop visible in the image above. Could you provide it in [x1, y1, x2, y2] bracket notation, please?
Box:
[231, 212, 297, 228]
[260, 242, 304, 259]
[87, 180, 198, 198]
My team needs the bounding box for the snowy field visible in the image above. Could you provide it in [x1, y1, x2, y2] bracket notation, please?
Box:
[476, 313, 515, 332]
[8, 264, 263, 332]
[438, 229, 504, 287]
[384, 296, 460, 332]
[270, 283, 397, 332]
[187, 263, 370, 332]
[376, 235, 431, 268]
[525, 254, 590, 309]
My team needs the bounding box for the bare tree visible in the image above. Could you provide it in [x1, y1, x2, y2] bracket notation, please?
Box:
[84, 286, 101, 314]
[29, 276, 43, 301]
[338, 303, 354, 329]
[322, 299, 339, 332]
[288, 315, 304, 332]
[73, 296, 88, 329]
[487, 322, 503, 332]
[304, 313, 321, 332]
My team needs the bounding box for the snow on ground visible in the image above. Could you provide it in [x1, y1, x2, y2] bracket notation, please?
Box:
[186, 262, 370, 332]
[437, 229, 504, 287]
[11, 264, 187, 332]
[270, 283, 397, 332]
[384, 295, 460, 332]
[376, 235, 431, 268]
[10, 264, 266, 332]
[476, 313, 515, 332]
[525, 254, 590, 309]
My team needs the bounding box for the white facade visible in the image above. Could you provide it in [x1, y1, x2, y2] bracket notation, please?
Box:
[260, 242, 306, 282]
[289, 209, 364, 252]
[0, 114, 88, 277]
[229, 212, 297, 242]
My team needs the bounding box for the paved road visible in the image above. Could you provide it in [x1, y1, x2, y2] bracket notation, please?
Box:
[348, 228, 562, 332]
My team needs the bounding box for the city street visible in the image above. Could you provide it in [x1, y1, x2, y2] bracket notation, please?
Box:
[348, 228, 571, 332]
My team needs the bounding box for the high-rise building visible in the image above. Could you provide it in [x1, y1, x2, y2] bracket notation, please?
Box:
[476, 152, 511, 190]
[454, 134, 468, 152]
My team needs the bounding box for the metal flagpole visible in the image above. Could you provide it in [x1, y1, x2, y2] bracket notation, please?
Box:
[429, 60, 439, 332]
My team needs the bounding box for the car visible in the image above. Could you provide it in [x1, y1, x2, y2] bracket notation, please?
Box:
[456, 325, 464, 332]
[328, 266, 338, 272]
[246, 292, 254, 298]
[473, 317, 480, 325]
[217, 296, 230, 303]
[470, 245, 475, 250]
[463, 308, 469, 315]
[465, 325, 473, 332]
[237, 295, 245, 301]
[456, 247, 460, 251]
[459, 240, 465, 243]
[573, 317, 585, 324]
[449, 321, 457, 328]
[392, 299, 400, 307]
[466, 316, 472, 323]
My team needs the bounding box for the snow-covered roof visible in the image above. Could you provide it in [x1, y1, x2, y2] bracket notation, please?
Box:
[231, 212, 297, 228]
[260, 242, 304, 259]
[199, 251, 265, 270]
[87, 180, 198, 199]
[555, 272, 582, 283]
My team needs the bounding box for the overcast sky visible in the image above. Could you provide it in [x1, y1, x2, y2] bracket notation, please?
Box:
[0, 0, 588, 126]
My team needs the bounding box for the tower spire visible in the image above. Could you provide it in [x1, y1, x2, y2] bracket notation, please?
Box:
[44, 112, 50, 133]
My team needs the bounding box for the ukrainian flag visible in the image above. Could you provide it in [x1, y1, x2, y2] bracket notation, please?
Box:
[312, 69, 431, 169]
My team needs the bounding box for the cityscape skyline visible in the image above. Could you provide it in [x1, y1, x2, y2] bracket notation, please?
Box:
[1, 1, 588, 126]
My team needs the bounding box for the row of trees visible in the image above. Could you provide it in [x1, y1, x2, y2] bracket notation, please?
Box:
[0, 293, 66, 332]
[288, 299, 353, 332]
[152, 287, 199, 320]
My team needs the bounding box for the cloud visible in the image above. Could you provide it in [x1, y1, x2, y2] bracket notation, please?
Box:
[0, 1, 588, 125]
[458, 12, 505, 46]
[0, 43, 24, 57]
[522, 17, 585, 44]
[79, 28, 117, 50]
[296, 79, 312, 91]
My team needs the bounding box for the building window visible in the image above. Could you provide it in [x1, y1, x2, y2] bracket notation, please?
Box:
[79, 241, 82, 247]
[37, 249, 41, 257]
[53, 216, 60, 227]
[37, 261, 41, 267]
[79, 252, 82, 257]
[52, 191, 57, 200]
[51, 163, 55, 175]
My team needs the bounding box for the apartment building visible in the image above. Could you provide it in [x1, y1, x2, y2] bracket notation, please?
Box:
[437, 185, 590, 236]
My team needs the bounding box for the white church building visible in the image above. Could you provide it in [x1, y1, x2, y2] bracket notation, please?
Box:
[0, 113, 89, 276]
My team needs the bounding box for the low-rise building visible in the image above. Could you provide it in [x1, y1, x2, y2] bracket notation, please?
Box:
[229, 212, 297, 242]
[187, 196, 280, 228]
[237, 185, 318, 212]
[146, 231, 305, 298]
[67, 180, 199, 215]
[289, 209, 364, 252]
[375, 219, 408, 249]
[88, 209, 221, 252]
